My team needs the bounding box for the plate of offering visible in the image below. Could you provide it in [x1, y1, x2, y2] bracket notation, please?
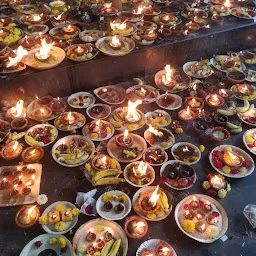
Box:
[210, 5, 231, 16]
[11, 4, 38, 14]
[83, 119, 115, 141]
[73, 218, 128, 256]
[136, 239, 177, 256]
[0, 164, 42, 207]
[23, 25, 49, 36]
[68, 92, 95, 109]
[0, 120, 10, 142]
[132, 29, 158, 46]
[244, 69, 256, 82]
[109, 100, 145, 131]
[79, 29, 105, 42]
[94, 85, 126, 105]
[65, 43, 98, 62]
[19, 34, 52, 50]
[175, 194, 228, 243]
[171, 142, 201, 165]
[20, 14, 49, 25]
[156, 93, 182, 110]
[117, 11, 143, 23]
[50, 13, 75, 27]
[124, 160, 155, 188]
[100, 2, 118, 16]
[209, 145, 255, 178]
[54, 112, 86, 131]
[160, 160, 197, 190]
[49, 24, 80, 40]
[231, 84, 256, 101]
[144, 126, 175, 149]
[39, 201, 80, 234]
[145, 109, 171, 127]
[86, 104, 112, 119]
[238, 50, 256, 64]
[243, 128, 256, 155]
[96, 190, 131, 221]
[143, 146, 168, 166]
[0, 46, 14, 61]
[210, 55, 246, 72]
[25, 124, 58, 147]
[181, 8, 208, 19]
[126, 85, 160, 104]
[231, 7, 256, 19]
[52, 135, 95, 167]
[143, 6, 161, 17]
[133, 186, 173, 221]
[84, 154, 125, 186]
[0, 17, 16, 27]
[237, 101, 256, 126]
[109, 19, 137, 36]
[19, 234, 73, 256]
[96, 36, 135, 57]
[107, 132, 147, 163]
[155, 66, 191, 93]
[183, 60, 213, 78]
[0, 27, 23, 45]
[153, 13, 182, 27]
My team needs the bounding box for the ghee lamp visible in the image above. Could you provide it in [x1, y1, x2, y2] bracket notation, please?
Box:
[132, 161, 148, 179]
[196, 221, 206, 233]
[125, 100, 142, 123]
[206, 94, 224, 107]
[34, 38, 54, 62]
[184, 209, 194, 220]
[27, 14, 42, 24]
[91, 154, 111, 171]
[115, 129, 133, 148]
[0, 28, 9, 38]
[72, 45, 86, 57]
[185, 96, 204, 110]
[1, 141, 23, 161]
[207, 215, 218, 225]
[15, 205, 40, 228]
[190, 196, 199, 209]
[223, 151, 243, 168]
[62, 24, 78, 35]
[108, 35, 123, 50]
[161, 14, 172, 23]
[32, 106, 52, 120]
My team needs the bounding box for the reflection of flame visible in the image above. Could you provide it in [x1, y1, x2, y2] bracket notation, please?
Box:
[133, 161, 147, 177]
[148, 125, 163, 137]
[162, 64, 173, 85]
[110, 35, 121, 47]
[201, 223, 206, 231]
[185, 210, 190, 215]
[27, 205, 36, 215]
[102, 156, 107, 163]
[10, 100, 24, 117]
[212, 95, 218, 101]
[224, 0, 231, 7]
[7, 46, 28, 68]
[36, 38, 54, 60]
[30, 149, 36, 155]
[149, 185, 160, 207]
[126, 100, 142, 122]
[133, 5, 144, 14]
[193, 196, 197, 202]
[96, 119, 101, 126]
[110, 20, 127, 31]
[55, 12, 64, 20]
[40, 108, 45, 114]
[13, 141, 19, 151]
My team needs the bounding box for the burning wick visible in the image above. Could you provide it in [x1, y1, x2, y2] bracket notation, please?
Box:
[125, 100, 142, 122]
[6, 46, 28, 68]
[133, 5, 144, 14]
[10, 100, 24, 117]
[133, 161, 147, 178]
[35, 38, 54, 61]
[162, 64, 173, 85]
[148, 125, 163, 137]
[148, 185, 160, 208]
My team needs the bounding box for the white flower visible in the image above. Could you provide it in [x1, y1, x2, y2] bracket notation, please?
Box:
[37, 194, 48, 205]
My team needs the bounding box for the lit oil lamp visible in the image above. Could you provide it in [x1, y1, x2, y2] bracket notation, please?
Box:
[205, 94, 224, 107]
[237, 84, 254, 96]
[62, 24, 78, 35]
[10, 184, 19, 197]
[0, 17, 14, 26]
[124, 215, 148, 239]
[223, 151, 243, 168]
[184, 209, 194, 220]
[110, 19, 133, 36]
[72, 45, 86, 57]
[133, 5, 144, 16]
[158, 93, 177, 107]
[100, 3, 118, 16]
[50, 0, 66, 12]
[1, 141, 23, 160]
[185, 22, 200, 32]
[155, 243, 171, 256]
[34, 38, 54, 62]
[161, 65, 175, 87]
[158, 26, 172, 38]
[25, 174, 36, 187]
[190, 196, 199, 209]
[54, 12, 67, 22]
[6, 100, 25, 119]
[209, 175, 227, 190]
[0, 28, 9, 38]
[0, 178, 10, 190]
[195, 210, 205, 220]
[215, 0, 231, 13]
[185, 96, 204, 111]
[196, 221, 206, 233]
[207, 215, 218, 225]
[22, 146, 44, 163]
[116, 130, 133, 148]
[50, 97, 66, 112]
[132, 161, 148, 179]
[125, 100, 142, 123]
[15, 205, 40, 228]
[138, 29, 157, 42]
[27, 14, 42, 25]
[86, 229, 97, 242]
[32, 106, 52, 120]
[203, 201, 212, 212]
[218, 88, 234, 99]
[108, 35, 124, 51]
[160, 14, 172, 24]
[193, 16, 208, 27]
[62, 111, 76, 125]
[36, 95, 53, 106]
[147, 125, 170, 143]
[91, 154, 111, 171]
[20, 35, 35, 49]
[178, 106, 196, 121]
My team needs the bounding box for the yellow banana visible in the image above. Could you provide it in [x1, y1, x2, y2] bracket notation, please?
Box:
[236, 100, 250, 113]
[93, 177, 125, 186]
[133, 78, 144, 85]
[92, 169, 122, 182]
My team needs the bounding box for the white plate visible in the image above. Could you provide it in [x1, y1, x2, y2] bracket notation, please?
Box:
[124, 161, 155, 187]
[171, 142, 201, 165]
[67, 92, 95, 109]
[237, 109, 256, 126]
[142, 146, 168, 166]
[25, 124, 58, 147]
[175, 194, 228, 243]
[24, 25, 49, 36]
[231, 85, 256, 101]
[209, 144, 255, 178]
[145, 109, 171, 127]
[49, 24, 80, 40]
[52, 135, 95, 167]
[160, 160, 197, 190]
[19, 234, 74, 256]
[243, 128, 256, 155]
[244, 69, 256, 82]
[183, 61, 213, 78]
[73, 218, 128, 256]
[136, 239, 177, 256]
[156, 94, 183, 110]
[96, 190, 131, 221]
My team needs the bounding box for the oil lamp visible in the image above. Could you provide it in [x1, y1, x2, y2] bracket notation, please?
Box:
[92, 154, 111, 171]
[185, 21, 200, 32]
[125, 100, 142, 123]
[0, 178, 10, 190]
[50, 97, 66, 112]
[161, 14, 172, 23]
[132, 161, 148, 179]
[211, 14, 224, 24]
[196, 221, 206, 233]
[10, 184, 19, 197]
[73, 45, 86, 57]
[156, 245, 171, 256]
[133, 5, 144, 15]
[50, 0, 66, 13]
[62, 24, 78, 35]
[190, 196, 199, 209]
[25, 174, 36, 186]
[206, 94, 224, 107]
[184, 209, 194, 220]
[149, 185, 160, 208]
[6, 100, 25, 119]
[237, 84, 253, 96]
[203, 201, 212, 212]
[178, 106, 196, 121]
[65, 111, 76, 125]
[100, 3, 117, 15]
[125, 216, 148, 239]
[4, 46, 28, 70]
[54, 12, 66, 22]
[1, 141, 23, 160]
[28, 14, 42, 24]
[218, 88, 234, 99]
[22, 146, 44, 163]
[185, 96, 204, 110]
[1, 17, 13, 26]
[15, 205, 40, 228]
[161, 65, 174, 86]
[116, 129, 133, 148]
[147, 125, 165, 142]
[223, 151, 243, 168]
[207, 215, 218, 225]
[108, 35, 124, 50]
[34, 38, 54, 62]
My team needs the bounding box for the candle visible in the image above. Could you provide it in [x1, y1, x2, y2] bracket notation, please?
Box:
[15, 205, 40, 228]
[223, 152, 243, 168]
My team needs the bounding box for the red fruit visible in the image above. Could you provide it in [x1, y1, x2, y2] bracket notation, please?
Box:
[207, 189, 217, 197]
[199, 200, 204, 207]
[231, 169, 239, 174]
[79, 102, 84, 106]
[101, 131, 107, 138]
[243, 160, 250, 169]
[178, 178, 189, 188]
[34, 241, 42, 248]
[212, 211, 220, 217]
[214, 159, 223, 169]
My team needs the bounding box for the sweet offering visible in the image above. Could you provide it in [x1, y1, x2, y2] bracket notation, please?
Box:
[86, 104, 111, 119]
[175, 194, 228, 242]
[83, 119, 114, 141]
[133, 186, 172, 221]
[210, 145, 254, 178]
[160, 160, 196, 190]
[79, 29, 104, 43]
[143, 147, 168, 166]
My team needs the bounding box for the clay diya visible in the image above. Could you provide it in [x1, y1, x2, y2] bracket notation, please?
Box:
[26, 14, 43, 25]
[91, 154, 111, 171]
[214, 113, 228, 125]
[125, 215, 148, 239]
[100, 3, 118, 16]
[15, 204, 40, 228]
[50, 98, 66, 112]
[21, 146, 44, 163]
[0, 17, 15, 27]
[86, 104, 111, 120]
[178, 106, 196, 121]
[218, 88, 234, 99]
[143, 147, 168, 166]
[31, 106, 53, 121]
[237, 84, 254, 96]
[107, 35, 124, 50]
[185, 96, 204, 111]
[226, 71, 245, 84]
[184, 22, 200, 32]
[36, 95, 53, 106]
[155, 241, 172, 256]
[6, 100, 26, 120]
[193, 120, 209, 134]
[62, 24, 78, 35]
[0, 28, 10, 38]
[205, 94, 224, 108]
[156, 93, 182, 110]
[11, 117, 28, 131]
[158, 27, 172, 37]
[211, 127, 230, 142]
[116, 130, 133, 148]
[223, 151, 243, 168]
[1, 141, 23, 160]
[209, 174, 227, 190]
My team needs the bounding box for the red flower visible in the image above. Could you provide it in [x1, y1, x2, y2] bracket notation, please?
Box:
[212, 150, 222, 157]
[207, 189, 217, 197]
[101, 131, 108, 138]
[199, 200, 204, 207]
[243, 160, 250, 169]
[212, 211, 220, 217]
[184, 204, 191, 210]
[231, 169, 239, 174]
[214, 159, 223, 169]
[34, 241, 42, 248]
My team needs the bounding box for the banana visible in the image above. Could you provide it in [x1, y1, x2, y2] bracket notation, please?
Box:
[231, 127, 243, 134]
[5, 132, 25, 144]
[236, 100, 250, 113]
[159, 191, 169, 210]
[239, 104, 254, 117]
[133, 78, 144, 85]
[93, 177, 125, 186]
[226, 122, 240, 129]
[217, 107, 236, 116]
[92, 169, 122, 182]
[107, 239, 121, 256]
[101, 239, 115, 256]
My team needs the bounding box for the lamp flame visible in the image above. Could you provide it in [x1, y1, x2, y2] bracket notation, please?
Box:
[35, 38, 54, 60]
[162, 64, 173, 85]
[104, 2, 112, 8]
[110, 20, 127, 31]
[110, 35, 121, 47]
[10, 100, 24, 117]
[148, 185, 160, 208]
[148, 125, 163, 137]
[126, 100, 142, 122]
[123, 129, 129, 142]
[13, 141, 19, 151]
[55, 12, 64, 20]
[133, 5, 144, 14]
[6, 46, 28, 68]
[33, 14, 41, 22]
[224, 0, 231, 8]
[27, 205, 36, 215]
[133, 161, 147, 177]
[183, 146, 189, 152]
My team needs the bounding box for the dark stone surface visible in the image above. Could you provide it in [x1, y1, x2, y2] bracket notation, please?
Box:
[0, 70, 256, 255]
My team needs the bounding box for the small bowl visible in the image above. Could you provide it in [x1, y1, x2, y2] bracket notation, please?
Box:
[91, 154, 111, 171]
[211, 127, 230, 142]
[214, 113, 228, 125]
[124, 215, 148, 239]
[226, 71, 246, 84]
[11, 117, 28, 131]
[15, 205, 40, 228]
[21, 146, 44, 163]
[192, 120, 209, 134]
[142, 146, 168, 166]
